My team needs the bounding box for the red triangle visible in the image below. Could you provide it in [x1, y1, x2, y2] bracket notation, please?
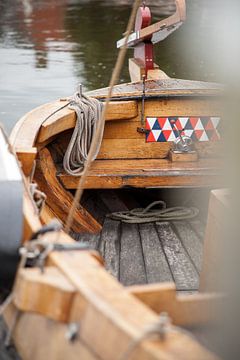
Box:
[162, 130, 172, 141]
[195, 130, 204, 140]
[145, 119, 151, 130]
[175, 118, 183, 130]
[146, 131, 155, 142]
[190, 117, 199, 129]
[205, 119, 214, 130]
[158, 117, 167, 129]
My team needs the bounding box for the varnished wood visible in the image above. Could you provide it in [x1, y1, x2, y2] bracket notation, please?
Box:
[58, 158, 223, 189]
[37, 100, 138, 143]
[16, 147, 37, 177]
[127, 283, 224, 327]
[14, 267, 76, 322]
[128, 58, 169, 82]
[35, 147, 101, 233]
[4, 304, 98, 360]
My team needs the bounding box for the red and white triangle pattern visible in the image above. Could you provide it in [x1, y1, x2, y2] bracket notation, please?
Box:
[145, 117, 221, 143]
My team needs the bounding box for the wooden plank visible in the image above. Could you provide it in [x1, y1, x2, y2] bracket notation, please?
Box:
[37, 101, 138, 143]
[127, 283, 224, 327]
[199, 190, 228, 292]
[13, 267, 76, 323]
[58, 158, 223, 190]
[101, 218, 121, 279]
[16, 147, 37, 177]
[22, 189, 42, 242]
[172, 221, 203, 273]
[4, 304, 98, 360]
[139, 223, 173, 284]
[87, 78, 223, 99]
[120, 223, 147, 286]
[35, 148, 101, 233]
[156, 222, 199, 290]
[47, 241, 217, 360]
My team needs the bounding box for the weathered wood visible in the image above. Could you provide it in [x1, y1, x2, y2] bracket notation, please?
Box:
[101, 218, 121, 279]
[37, 101, 138, 143]
[139, 223, 173, 284]
[199, 190, 228, 292]
[4, 304, 98, 360]
[127, 283, 223, 327]
[58, 158, 222, 190]
[16, 147, 37, 177]
[87, 78, 223, 99]
[156, 222, 199, 290]
[173, 221, 203, 273]
[13, 267, 76, 323]
[120, 223, 147, 286]
[34, 148, 101, 233]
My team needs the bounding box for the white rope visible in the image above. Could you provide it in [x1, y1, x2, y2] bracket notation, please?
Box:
[63, 92, 104, 176]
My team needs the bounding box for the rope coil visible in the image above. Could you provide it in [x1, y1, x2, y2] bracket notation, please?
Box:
[108, 200, 199, 224]
[63, 92, 104, 176]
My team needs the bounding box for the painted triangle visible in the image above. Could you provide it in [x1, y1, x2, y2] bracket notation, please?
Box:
[157, 132, 167, 142]
[195, 130, 204, 140]
[146, 117, 157, 130]
[153, 119, 161, 130]
[162, 130, 172, 141]
[152, 130, 161, 141]
[199, 130, 209, 142]
[146, 131, 155, 142]
[190, 117, 199, 129]
[158, 117, 167, 129]
[195, 119, 204, 130]
[162, 119, 172, 130]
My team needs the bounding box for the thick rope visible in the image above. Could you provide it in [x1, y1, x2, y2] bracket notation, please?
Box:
[64, 0, 142, 234]
[108, 200, 199, 224]
[63, 93, 104, 176]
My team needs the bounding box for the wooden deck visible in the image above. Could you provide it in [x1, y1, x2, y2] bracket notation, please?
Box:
[72, 218, 205, 292]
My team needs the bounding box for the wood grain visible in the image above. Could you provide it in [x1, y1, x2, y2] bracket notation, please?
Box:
[35, 148, 101, 233]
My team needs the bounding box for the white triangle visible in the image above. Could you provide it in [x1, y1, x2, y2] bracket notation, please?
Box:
[195, 118, 204, 130]
[146, 117, 157, 130]
[152, 130, 161, 141]
[179, 117, 189, 129]
[162, 119, 172, 130]
[210, 117, 220, 128]
[199, 130, 209, 142]
[184, 130, 194, 138]
[168, 131, 176, 141]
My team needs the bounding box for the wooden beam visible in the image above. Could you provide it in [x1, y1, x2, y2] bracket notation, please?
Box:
[16, 147, 37, 177]
[35, 147, 101, 233]
[37, 101, 138, 143]
[13, 267, 76, 323]
[127, 283, 224, 327]
[58, 158, 223, 190]
[4, 303, 98, 360]
[48, 235, 217, 360]
[199, 189, 228, 292]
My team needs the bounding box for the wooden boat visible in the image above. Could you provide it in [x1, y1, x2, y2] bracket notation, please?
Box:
[1, 1, 226, 359]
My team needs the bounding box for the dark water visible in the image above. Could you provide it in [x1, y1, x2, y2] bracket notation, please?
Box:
[0, 0, 219, 132]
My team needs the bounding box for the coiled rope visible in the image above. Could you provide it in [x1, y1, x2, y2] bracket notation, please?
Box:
[63, 93, 104, 176]
[108, 200, 199, 224]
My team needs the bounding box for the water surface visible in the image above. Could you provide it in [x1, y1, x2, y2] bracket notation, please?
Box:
[0, 0, 219, 132]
